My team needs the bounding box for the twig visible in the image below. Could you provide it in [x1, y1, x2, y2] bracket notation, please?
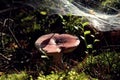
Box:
[0, 53, 10, 61]
[102, 45, 120, 49]
[0, 7, 18, 14]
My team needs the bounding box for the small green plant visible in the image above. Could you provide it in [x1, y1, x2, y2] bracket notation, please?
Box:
[101, 0, 120, 13]
[37, 70, 98, 80]
[79, 21, 99, 55]
[0, 70, 98, 80]
[0, 72, 32, 80]
[83, 51, 120, 80]
[61, 15, 84, 35]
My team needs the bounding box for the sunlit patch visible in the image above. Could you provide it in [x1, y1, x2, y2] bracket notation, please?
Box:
[40, 11, 47, 15]
[89, 10, 95, 15]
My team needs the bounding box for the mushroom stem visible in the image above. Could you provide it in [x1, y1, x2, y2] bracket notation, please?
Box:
[52, 53, 64, 69]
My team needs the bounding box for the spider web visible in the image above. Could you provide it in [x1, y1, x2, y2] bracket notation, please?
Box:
[28, 0, 120, 31]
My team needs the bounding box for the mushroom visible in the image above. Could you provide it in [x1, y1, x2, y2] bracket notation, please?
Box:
[35, 33, 80, 69]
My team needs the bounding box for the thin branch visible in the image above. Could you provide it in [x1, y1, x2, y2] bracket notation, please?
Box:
[0, 7, 18, 14]
[0, 53, 10, 61]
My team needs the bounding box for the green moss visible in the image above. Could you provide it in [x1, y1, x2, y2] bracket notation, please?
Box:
[0, 72, 31, 80]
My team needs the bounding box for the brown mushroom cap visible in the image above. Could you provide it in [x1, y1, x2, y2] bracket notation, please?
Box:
[35, 33, 80, 54]
[35, 33, 58, 48]
[55, 34, 80, 53]
[42, 40, 61, 54]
